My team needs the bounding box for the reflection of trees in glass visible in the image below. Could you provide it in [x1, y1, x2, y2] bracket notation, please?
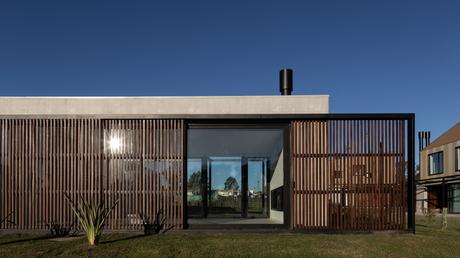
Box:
[224, 176, 239, 191]
[187, 171, 201, 195]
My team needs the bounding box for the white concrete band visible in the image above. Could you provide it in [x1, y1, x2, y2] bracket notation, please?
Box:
[0, 95, 329, 115]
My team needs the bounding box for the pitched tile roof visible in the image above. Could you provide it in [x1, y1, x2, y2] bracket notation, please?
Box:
[424, 123, 460, 150]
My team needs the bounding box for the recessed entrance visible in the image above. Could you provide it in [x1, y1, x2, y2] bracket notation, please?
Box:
[186, 126, 286, 226]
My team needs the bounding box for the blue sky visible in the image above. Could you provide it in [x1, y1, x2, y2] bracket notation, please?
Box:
[1, 1, 459, 148]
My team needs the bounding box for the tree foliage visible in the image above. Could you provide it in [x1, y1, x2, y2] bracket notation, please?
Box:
[187, 171, 201, 195]
[224, 176, 239, 191]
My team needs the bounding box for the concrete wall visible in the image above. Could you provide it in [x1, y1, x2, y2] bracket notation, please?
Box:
[420, 140, 460, 181]
[416, 185, 428, 214]
[0, 95, 329, 117]
[269, 150, 284, 223]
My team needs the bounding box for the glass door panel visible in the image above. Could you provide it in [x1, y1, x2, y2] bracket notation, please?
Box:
[248, 158, 268, 217]
[187, 158, 203, 217]
[449, 184, 460, 213]
[187, 127, 285, 224]
[208, 157, 242, 217]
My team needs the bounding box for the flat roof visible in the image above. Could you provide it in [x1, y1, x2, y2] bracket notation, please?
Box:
[0, 95, 329, 117]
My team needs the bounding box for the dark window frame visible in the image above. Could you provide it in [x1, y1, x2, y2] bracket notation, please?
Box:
[456, 147, 460, 172]
[184, 122, 291, 229]
[448, 184, 460, 214]
[428, 151, 444, 175]
[270, 186, 283, 211]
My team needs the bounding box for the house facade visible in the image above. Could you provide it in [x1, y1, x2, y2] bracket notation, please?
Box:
[418, 123, 460, 214]
[0, 72, 416, 232]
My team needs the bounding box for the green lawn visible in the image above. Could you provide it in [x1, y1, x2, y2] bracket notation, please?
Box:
[1, 216, 459, 258]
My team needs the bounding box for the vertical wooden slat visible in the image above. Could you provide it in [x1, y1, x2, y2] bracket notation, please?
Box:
[93, 119, 184, 230]
[6, 120, 10, 229]
[1, 120, 5, 228]
[20, 119, 24, 229]
[1, 120, 4, 229]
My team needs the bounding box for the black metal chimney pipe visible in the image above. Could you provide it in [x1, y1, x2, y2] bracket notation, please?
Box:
[418, 132, 423, 151]
[279, 68, 293, 95]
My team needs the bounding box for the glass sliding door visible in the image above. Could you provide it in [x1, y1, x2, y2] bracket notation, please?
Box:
[247, 158, 268, 217]
[449, 184, 460, 213]
[187, 158, 204, 218]
[186, 127, 284, 225]
[208, 157, 242, 217]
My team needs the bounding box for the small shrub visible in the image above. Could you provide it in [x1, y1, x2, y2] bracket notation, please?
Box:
[139, 209, 173, 235]
[64, 194, 118, 246]
[46, 221, 77, 237]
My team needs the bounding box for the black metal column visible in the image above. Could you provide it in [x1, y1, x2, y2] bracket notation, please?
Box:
[201, 157, 209, 218]
[442, 178, 447, 208]
[407, 115, 416, 233]
[241, 157, 249, 218]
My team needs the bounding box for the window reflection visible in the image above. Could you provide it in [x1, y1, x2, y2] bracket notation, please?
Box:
[187, 128, 284, 224]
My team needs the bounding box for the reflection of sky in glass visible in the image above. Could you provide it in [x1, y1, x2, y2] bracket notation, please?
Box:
[248, 161, 263, 192]
[210, 159, 241, 190]
[187, 158, 266, 192]
[187, 159, 202, 179]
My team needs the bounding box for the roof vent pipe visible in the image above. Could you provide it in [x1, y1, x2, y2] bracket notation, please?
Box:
[279, 68, 293, 95]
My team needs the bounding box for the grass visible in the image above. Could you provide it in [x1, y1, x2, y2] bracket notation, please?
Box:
[1, 216, 459, 258]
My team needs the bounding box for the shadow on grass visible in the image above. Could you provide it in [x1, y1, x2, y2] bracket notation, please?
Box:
[101, 234, 149, 244]
[415, 224, 428, 228]
[0, 235, 54, 245]
[0, 234, 152, 246]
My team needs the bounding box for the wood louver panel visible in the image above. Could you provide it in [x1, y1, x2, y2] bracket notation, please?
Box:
[0, 119, 184, 230]
[102, 120, 184, 230]
[0, 119, 103, 230]
[291, 120, 406, 231]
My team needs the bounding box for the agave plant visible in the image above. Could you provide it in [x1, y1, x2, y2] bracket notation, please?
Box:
[64, 194, 118, 245]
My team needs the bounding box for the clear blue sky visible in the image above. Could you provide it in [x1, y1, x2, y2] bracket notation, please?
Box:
[1, 1, 459, 148]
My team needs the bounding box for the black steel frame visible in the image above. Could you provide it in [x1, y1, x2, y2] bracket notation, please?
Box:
[0, 113, 415, 232]
[456, 147, 460, 172]
[408, 115, 415, 233]
[185, 122, 291, 230]
[181, 113, 415, 232]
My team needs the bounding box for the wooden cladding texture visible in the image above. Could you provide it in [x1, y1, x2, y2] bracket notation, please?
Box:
[0, 119, 184, 230]
[103, 120, 184, 230]
[291, 120, 406, 231]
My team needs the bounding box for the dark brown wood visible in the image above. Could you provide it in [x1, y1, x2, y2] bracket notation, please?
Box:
[0, 119, 184, 231]
[100, 119, 184, 230]
[0, 117, 410, 232]
[291, 119, 407, 231]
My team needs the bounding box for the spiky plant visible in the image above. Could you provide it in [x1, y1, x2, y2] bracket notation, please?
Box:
[64, 194, 118, 246]
[46, 221, 77, 237]
[139, 209, 174, 235]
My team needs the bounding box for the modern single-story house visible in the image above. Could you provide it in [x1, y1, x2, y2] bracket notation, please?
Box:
[0, 70, 415, 232]
[417, 123, 460, 214]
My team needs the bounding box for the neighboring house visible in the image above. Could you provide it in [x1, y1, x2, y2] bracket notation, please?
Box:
[0, 70, 416, 232]
[216, 189, 239, 197]
[417, 123, 460, 214]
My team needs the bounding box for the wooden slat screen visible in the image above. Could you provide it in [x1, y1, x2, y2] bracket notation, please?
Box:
[291, 120, 406, 231]
[103, 120, 184, 230]
[0, 119, 184, 230]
